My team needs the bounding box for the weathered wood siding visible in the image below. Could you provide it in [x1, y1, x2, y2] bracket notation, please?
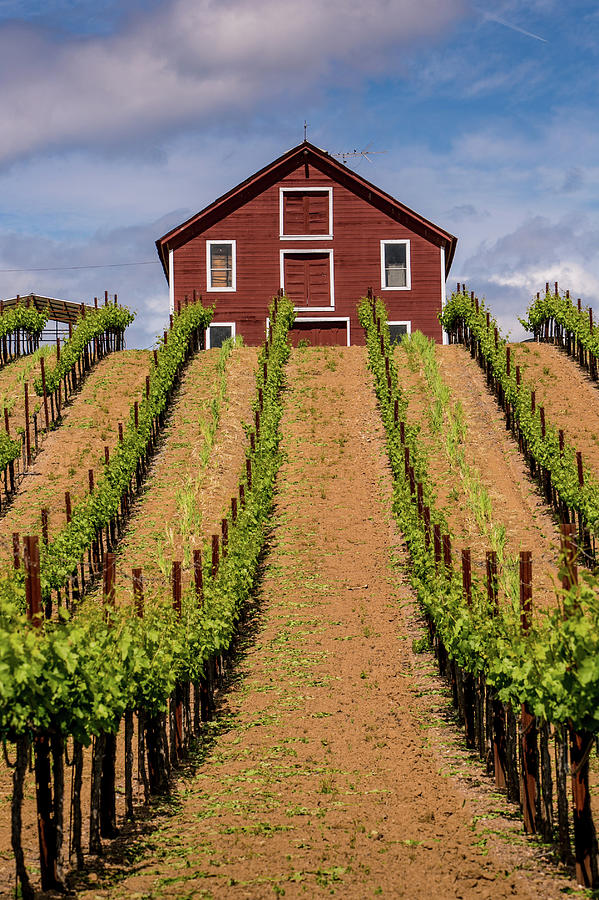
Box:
[172, 162, 444, 345]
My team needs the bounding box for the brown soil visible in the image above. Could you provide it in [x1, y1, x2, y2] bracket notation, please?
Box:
[0, 350, 150, 564]
[512, 341, 599, 482]
[112, 345, 258, 594]
[69, 346, 573, 899]
[395, 342, 563, 609]
[0, 347, 56, 423]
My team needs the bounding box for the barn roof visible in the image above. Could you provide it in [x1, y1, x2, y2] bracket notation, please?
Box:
[1, 294, 95, 325]
[155, 140, 457, 278]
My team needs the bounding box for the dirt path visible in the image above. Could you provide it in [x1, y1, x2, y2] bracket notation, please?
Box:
[512, 341, 599, 480]
[75, 346, 565, 899]
[113, 346, 257, 591]
[0, 350, 150, 563]
[395, 342, 563, 608]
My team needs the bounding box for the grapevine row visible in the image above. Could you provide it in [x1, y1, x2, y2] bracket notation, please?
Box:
[0, 299, 47, 365]
[0, 302, 135, 516]
[2, 295, 294, 896]
[361, 295, 599, 886]
[440, 289, 599, 556]
[523, 284, 599, 380]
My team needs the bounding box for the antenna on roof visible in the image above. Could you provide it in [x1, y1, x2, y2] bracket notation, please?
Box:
[304, 120, 309, 141]
[331, 146, 387, 165]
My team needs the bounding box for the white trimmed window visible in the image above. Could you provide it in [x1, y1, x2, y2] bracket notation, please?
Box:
[207, 240, 236, 291]
[207, 322, 236, 348]
[381, 240, 411, 290]
[279, 187, 333, 239]
[388, 321, 411, 343]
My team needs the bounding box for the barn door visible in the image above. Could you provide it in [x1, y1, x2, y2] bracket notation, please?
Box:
[284, 252, 331, 307]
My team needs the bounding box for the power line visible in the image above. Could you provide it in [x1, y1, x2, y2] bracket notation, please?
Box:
[0, 260, 160, 273]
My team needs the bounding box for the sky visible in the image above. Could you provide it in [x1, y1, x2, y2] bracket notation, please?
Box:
[0, 0, 597, 346]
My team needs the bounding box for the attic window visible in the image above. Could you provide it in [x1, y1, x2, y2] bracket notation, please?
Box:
[381, 240, 411, 290]
[280, 188, 333, 239]
[207, 240, 236, 292]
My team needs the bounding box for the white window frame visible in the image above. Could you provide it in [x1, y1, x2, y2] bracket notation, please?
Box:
[380, 239, 411, 291]
[206, 321, 236, 349]
[280, 248, 335, 311]
[387, 320, 412, 341]
[206, 239, 236, 292]
[168, 248, 175, 313]
[440, 245, 448, 345]
[266, 316, 350, 346]
[279, 187, 333, 240]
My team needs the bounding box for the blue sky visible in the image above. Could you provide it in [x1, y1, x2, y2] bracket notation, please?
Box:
[0, 0, 597, 346]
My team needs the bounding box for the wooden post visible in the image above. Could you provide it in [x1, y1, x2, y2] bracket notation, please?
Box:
[489, 549, 506, 793]
[560, 522, 578, 591]
[559, 429, 564, 456]
[461, 549, 472, 605]
[153, 348, 158, 367]
[540, 406, 546, 440]
[239, 482, 245, 508]
[132, 568, 144, 617]
[211, 535, 219, 578]
[146, 375, 150, 399]
[193, 549, 203, 603]
[65, 492, 72, 523]
[103, 553, 116, 607]
[519, 551, 537, 834]
[516, 365, 521, 386]
[443, 534, 452, 570]
[577, 451, 584, 487]
[486, 550, 498, 608]
[134, 401, 139, 429]
[423, 506, 431, 548]
[40, 357, 50, 430]
[104, 446, 110, 465]
[41, 508, 49, 546]
[24, 383, 31, 465]
[246, 457, 252, 491]
[24, 536, 42, 626]
[393, 398, 399, 423]
[88, 469, 94, 494]
[12, 532, 20, 569]
[506, 346, 510, 377]
[231, 496, 238, 524]
[172, 561, 182, 616]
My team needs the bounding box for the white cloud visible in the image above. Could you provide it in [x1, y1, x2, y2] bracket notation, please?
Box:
[0, 0, 465, 165]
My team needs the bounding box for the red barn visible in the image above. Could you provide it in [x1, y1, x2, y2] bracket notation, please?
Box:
[155, 140, 457, 347]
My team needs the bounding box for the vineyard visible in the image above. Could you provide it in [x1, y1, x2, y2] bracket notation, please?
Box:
[2, 286, 599, 897]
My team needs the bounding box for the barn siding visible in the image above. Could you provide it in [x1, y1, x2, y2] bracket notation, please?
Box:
[172, 162, 445, 345]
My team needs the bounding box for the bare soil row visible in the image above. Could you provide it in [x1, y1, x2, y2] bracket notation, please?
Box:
[395, 341, 564, 609]
[0, 350, 151, 563]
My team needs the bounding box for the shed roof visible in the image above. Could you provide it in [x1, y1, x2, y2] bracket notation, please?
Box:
[1, 294, 95, 325]
[156, 140, 457, 279]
